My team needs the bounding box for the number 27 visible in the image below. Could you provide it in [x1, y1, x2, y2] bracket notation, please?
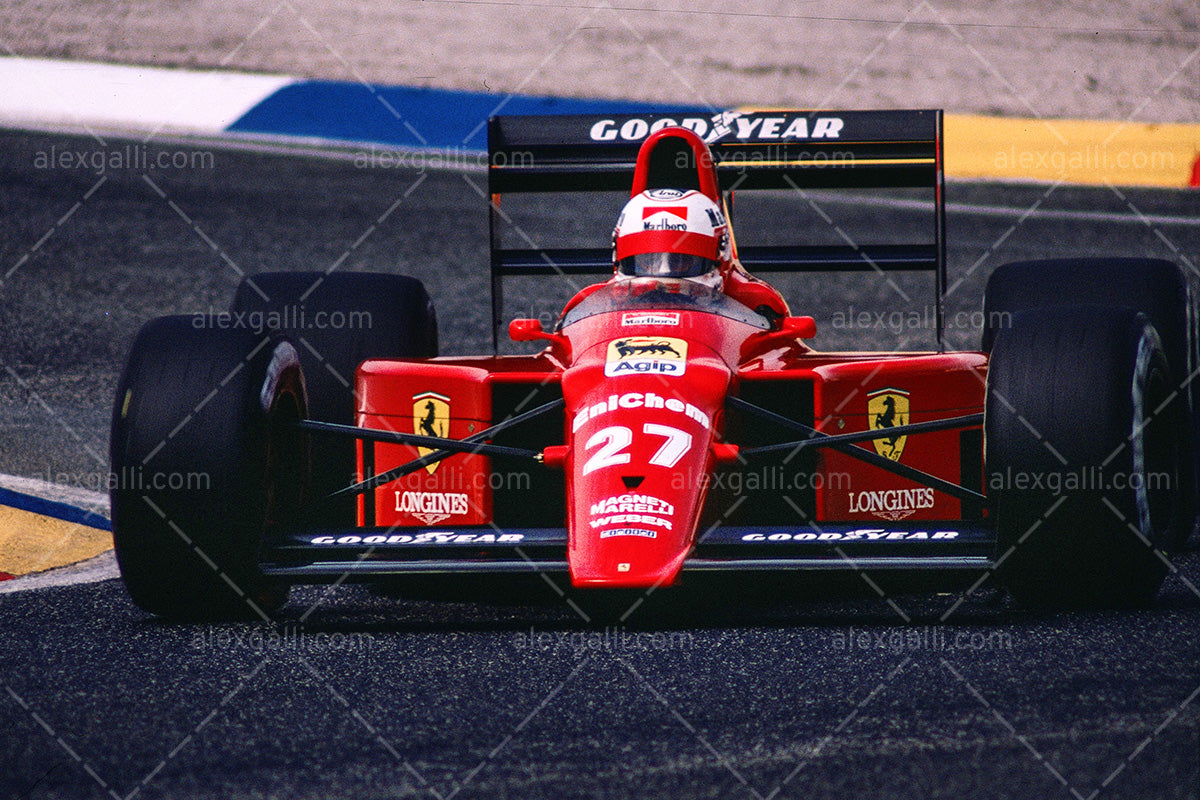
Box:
[581, 424, 693, 475]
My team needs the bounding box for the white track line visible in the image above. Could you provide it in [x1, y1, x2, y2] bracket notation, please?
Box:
[0, 56, 292, 135]
[0, 551, 118, 595]
[0, 473, 109, 516]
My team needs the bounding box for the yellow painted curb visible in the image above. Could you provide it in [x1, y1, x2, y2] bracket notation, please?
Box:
[945, 114, 1200, 188]
[0, 505, 112, 577]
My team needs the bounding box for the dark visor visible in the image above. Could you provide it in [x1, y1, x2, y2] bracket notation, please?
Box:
[616, 252, 719, 279]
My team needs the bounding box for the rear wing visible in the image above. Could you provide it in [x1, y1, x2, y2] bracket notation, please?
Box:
[487, 109, 946, 348]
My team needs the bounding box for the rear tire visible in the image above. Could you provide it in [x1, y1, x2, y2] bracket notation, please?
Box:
[986, 306, 1187, 607]
[231, 272, 437, 525]
[111, 316, 308, 619]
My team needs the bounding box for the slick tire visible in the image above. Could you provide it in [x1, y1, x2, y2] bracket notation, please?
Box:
[231, 272, 438, 525]
[983, 257, 1197, 547]
[986, 306, 1188, 608]
[111, 316, 308, 619]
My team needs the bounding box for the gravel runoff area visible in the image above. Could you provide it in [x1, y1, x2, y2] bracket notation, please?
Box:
[2, 1, 1198, 123]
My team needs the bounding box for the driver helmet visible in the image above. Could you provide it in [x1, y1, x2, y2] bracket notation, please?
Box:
[613, 189, 728, 287]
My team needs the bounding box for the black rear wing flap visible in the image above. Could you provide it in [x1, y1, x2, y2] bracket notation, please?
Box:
[487, 109, 946, 345]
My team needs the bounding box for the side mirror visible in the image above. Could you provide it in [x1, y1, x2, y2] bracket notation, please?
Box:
[509, 319, 572, 363]
[780, 316, 817, 339]
[738, 316, 817, 361]
[509, 318, 551, 342]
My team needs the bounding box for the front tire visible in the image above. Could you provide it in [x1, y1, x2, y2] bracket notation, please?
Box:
[986, 306, 1187, 607]
[111, 316, 308, 619]
[983, 257, 1197, 548]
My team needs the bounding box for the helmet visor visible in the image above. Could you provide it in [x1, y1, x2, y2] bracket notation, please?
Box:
[617, 252, 719, 279]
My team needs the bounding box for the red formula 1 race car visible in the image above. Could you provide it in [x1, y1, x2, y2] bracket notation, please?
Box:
[110, 110, 1198, 618]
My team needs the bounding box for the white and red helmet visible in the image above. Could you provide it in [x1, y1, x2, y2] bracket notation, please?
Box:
[613, 189, 728, 285]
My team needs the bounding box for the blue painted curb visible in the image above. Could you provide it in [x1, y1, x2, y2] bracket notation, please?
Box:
[0, 486, 111, 531]
[229, 81, 707, 150]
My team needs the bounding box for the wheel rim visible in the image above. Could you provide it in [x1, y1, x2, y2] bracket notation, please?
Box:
[1133, 358, 1181, 549]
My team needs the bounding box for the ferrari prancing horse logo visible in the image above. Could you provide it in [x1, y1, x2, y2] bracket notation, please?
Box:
[412, 391, 450, 474]
[868, 388, 909, 461]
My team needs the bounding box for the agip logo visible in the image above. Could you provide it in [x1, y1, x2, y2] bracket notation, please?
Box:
[605, 338, 687, 377]
[412, 391, 450, 473]
[867, 388, 909, 461]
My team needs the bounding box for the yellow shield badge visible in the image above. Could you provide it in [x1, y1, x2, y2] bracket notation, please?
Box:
[867, 388, 910, 461]
[412, 391, 450, 474]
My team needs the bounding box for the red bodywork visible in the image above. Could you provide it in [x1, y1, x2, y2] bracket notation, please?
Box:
[356, 300, 985, 589]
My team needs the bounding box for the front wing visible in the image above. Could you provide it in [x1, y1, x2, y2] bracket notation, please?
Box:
[259, 522, 995, 580]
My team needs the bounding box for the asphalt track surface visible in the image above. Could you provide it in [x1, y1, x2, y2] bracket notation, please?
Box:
[3, 130, 1200, 798]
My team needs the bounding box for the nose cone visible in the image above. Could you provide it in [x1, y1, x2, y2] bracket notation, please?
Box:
[562, 352, 728, 588]
[568, 427, 712, 588]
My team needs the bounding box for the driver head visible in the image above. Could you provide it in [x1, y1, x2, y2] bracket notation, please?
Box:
[613, 189, 728, 288]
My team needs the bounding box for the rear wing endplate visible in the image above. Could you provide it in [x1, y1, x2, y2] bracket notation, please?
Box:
[487, 109, 946, 348]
